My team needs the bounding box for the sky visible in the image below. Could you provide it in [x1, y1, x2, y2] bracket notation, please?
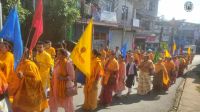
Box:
[158, 0, 200, 23]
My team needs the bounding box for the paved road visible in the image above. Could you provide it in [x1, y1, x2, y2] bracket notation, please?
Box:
[46, 74, 185, 112]
[46, 55, 200, 112]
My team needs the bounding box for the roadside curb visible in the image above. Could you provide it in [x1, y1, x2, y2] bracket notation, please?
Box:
[169, 65, 194, 112]
[169, 77, 186, 112]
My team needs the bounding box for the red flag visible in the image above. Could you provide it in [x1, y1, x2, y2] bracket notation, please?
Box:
[30, 0, 43, 50]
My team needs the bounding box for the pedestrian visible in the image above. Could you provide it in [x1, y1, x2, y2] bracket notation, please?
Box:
[115, 46, 121, 58]
[49, 48, 76, 112]
[44, 40, 56, 59]
[99, 51, 119, 106]
[12, 49, 48, 112]
[114, 55, 126, 97]
[153, 58, 170, 91]
[35, 41, 54, 97]
[0, 41, 15, 111]
[178, 55, 186, 77]
[137, 54, 155, 95]
[173, 56, 180, 83]
[125, 56, 137, 95]
[164, 57, 176, 84]
[82, 49, 104, 111]
[0, 61, 9, 112]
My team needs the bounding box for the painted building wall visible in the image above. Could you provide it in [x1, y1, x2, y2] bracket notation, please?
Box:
[109, 29, 133, 51]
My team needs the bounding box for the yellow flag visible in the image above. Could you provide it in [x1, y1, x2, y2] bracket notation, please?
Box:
[70, 19, 93, 78]
[165, 50, 171, 58]
[188, 47, 191, 55]
[173, 41, 176, 55]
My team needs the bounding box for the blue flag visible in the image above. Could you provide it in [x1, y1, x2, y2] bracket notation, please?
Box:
[121, 42, 128, 58]
[0, 7, 23, 69]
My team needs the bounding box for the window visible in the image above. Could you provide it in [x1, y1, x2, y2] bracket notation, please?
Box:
[122, 5, 128, 20]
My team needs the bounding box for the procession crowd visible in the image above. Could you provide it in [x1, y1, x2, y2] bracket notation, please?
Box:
[0, 40, 193, 112]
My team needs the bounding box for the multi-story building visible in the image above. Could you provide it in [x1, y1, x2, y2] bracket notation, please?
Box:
[74, 0, 160, 51]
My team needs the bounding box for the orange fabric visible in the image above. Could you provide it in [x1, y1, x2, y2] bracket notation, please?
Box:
[0, 51, 16, 96]
[0, 66, 8, 95]
[86, 57, 104, 91]
[49, 57, 75, 112]
[52, 58, 69, 99]
[102, 58, 119, 85]
[155, 62, 169, 86]
[13, 59, 48, 112]
[134, 53, 141, 65]
[100, 50, 107, 58]
[0, 51, 14, 81]
[138, 60, 154, 73]
[164, 60, 175, 74]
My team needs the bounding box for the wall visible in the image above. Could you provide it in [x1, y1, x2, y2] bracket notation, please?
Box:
[109, 29, 133, 51]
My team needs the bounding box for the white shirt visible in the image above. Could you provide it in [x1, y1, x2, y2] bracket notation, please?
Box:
[128, 62, 136, 75]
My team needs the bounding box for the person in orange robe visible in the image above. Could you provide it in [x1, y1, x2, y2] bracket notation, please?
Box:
[153, 58, 170, 91]
[82, 49, 104, 111]
[114, 55, 126, 97]
[178, 55, 186, 77]
[164, 57, 176, 84]
[0, 58, 8, 95]
[49, 48, 75, 112]
[12, 50, 48, 112]
[134, 50, 141, 65]
[137, 54, 155, 95]
[99, 51, 119, 106]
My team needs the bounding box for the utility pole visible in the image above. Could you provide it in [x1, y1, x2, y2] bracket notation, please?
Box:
[121, 0, 127, 48]
[0, 0, 2, 30]
[0, 0, 3, 42]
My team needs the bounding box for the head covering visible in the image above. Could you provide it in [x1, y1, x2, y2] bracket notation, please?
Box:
[148, 49, 152, 52]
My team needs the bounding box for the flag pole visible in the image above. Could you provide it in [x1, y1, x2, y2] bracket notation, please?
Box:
[25, 27, 33, 49]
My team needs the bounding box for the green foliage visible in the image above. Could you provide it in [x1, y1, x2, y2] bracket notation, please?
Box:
[2, 0, 30, 23]
[47, 0, 80, 27]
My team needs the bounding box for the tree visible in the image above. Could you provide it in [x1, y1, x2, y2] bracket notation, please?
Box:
[43, 0, 80, 42]
[2, 0, 30, 23]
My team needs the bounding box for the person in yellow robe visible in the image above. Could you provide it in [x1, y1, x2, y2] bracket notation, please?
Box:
[164, 57, 176, 85]
[99, 51, 119, 106]
[153, 58, 170, 91]
[13, 50, 48, 112]
[35, 41, 54, 96]
[0, 61, 9, 112]
[44, 40, 56, 59]
[0, 42, 18, 106]
[82, 49, 104, 111]
[0, 42, 14, 81]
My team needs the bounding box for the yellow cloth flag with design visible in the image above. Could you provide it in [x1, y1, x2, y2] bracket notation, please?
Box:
[187, 47, 191, 55]
[173, 41, 176, 55]
[165, 50, 171, 58]
[70, 19, 93, 78]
